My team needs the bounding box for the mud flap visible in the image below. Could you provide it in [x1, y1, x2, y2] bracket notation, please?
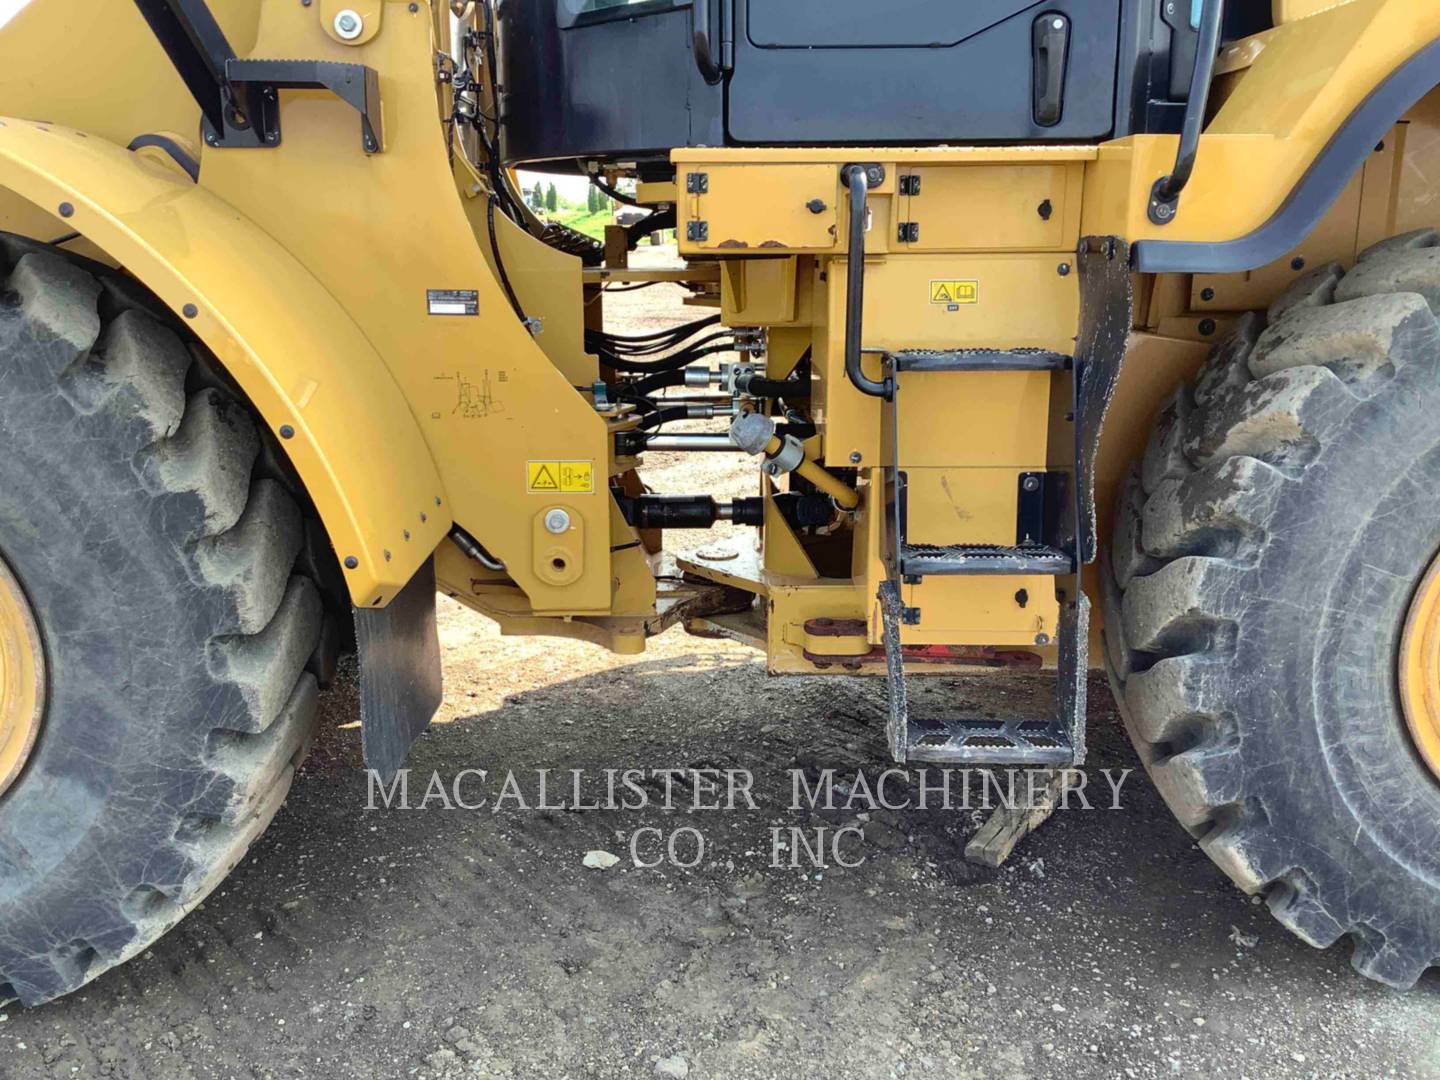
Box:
[354, 557, 443, 780]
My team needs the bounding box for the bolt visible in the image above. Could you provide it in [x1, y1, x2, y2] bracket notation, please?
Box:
[1034, 633, 1050, 646]
[182, 303, 198, 319]
[1022, 475, 1041, 493]
[333, 9, 364, 39]
[279, 424, 295, 439]
[58, 202, 74, 218]
[435, 496, 443, 506]
[849, 451, 862, 464]
[1200, 287, 1215, 302]
[1290, 256, 1306, 271]
[544, 508, 571, 535]
[1057, 262, 1071, 277]
[343, 556, 359, 570]
[1198, 318, 1217, 336]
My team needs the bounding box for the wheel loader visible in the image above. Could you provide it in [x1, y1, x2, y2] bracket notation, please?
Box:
[0, 0, 1438, 1006]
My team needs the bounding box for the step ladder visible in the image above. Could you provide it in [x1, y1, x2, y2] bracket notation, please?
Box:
[837, 163, 1103, 769]
[874, 348, 1089, 767]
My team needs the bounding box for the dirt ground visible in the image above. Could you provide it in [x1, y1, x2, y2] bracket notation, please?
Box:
[1, 257, 1438, 1080]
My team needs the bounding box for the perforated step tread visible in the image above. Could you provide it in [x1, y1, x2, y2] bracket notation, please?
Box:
[905, 715, 1075, 765]
[892, 348, 1070, 373]
[900, 543, 1071, 577]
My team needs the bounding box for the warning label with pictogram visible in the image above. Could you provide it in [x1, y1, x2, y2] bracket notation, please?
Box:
[527, 460, 595, 494]
[929, 280, 980, 305]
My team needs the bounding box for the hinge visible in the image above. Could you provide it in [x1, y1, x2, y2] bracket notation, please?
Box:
[902, 606, 922, 626]
[897, 222, 920, 244]
[899, 175, 921, 196]
[686, 220, 710, 243]
[685, 172, 709, 194]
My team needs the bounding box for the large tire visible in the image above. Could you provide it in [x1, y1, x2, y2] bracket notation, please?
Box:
[0, 235, 340, 1005]
[1103, 229, 1440, 988]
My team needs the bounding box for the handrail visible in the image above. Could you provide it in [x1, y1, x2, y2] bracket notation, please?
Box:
[842, 164, 892, 400]
[1148, 0, 1227, 225]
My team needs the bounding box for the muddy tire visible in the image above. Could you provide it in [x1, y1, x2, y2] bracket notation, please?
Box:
[0, 235, 338, 1005]
[1103, 230, 1440, 988]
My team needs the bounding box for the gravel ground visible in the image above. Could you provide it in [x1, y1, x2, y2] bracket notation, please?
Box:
[1, 253, 1437, 1080]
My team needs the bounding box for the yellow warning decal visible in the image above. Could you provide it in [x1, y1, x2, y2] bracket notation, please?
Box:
[929, 280, 979, 305]
[527, 460, 595, 494]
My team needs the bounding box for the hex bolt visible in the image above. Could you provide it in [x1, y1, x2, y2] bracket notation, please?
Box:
[1200, 287, 1215, 302]
[333, 9, 364, 39]
[1021, 475, 1041, 493]
[1034, 632, 1051, 646]
[544, 508, 571, 535]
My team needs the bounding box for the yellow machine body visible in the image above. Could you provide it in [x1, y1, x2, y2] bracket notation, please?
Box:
[0, 0, 1436, 674]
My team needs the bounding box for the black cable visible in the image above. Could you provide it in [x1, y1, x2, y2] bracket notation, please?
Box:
[590, 324, 720, 347]
[587, 313, 720, 344]
[631, 368, 689, 396]
[591, 176, 642, 208]
[596, 330, 736, 358]
[635, 405, 690, 430]
[598, 342, 737, 374]
[487, 195, 527, 324]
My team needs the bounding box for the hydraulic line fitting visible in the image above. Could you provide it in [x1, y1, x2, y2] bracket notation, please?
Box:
[728, 413, 861, 511]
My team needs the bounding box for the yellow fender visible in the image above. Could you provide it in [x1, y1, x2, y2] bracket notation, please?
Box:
[0, 117, 449, 608]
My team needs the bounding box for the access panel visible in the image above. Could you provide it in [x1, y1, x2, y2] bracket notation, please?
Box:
[729, 0, 1125, 144]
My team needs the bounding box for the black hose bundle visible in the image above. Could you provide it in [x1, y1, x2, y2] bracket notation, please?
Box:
[586, 314, 736, 374]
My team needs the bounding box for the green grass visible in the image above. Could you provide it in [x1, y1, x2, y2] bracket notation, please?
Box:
[550, 208, 615, 241]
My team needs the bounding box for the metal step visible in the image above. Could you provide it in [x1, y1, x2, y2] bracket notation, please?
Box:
[891, 348, 1070, 374]
[906, 716, 1074, 766]
[899, 543, 1071, 578]
[879, 579, 1089, 767]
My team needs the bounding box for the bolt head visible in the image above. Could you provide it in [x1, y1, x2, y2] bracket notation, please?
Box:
[544, 509, 571, 535]
[333, 9, 364, 39]
[1022, 476, 1041, 492]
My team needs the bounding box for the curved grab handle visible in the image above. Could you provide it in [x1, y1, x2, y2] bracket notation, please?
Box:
[693, 0, 723, 84]
[1149, 0, 1227, 224]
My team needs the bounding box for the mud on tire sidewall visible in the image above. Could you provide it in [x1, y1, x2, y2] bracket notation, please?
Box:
[0, 241, 324, 1005]
[1105, 244, 1440, 987]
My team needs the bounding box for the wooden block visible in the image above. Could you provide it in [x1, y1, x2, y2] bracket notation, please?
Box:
[964, 769, 1079, 869]
[604, 225, 629, 270]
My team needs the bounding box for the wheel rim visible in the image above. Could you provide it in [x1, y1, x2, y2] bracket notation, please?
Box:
[0, 552, 43, 799]
[1400, 551, 1440, 783]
